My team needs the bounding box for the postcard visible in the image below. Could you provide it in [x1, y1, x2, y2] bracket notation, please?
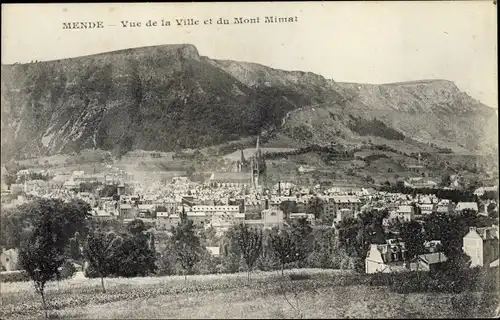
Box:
[1, 2, 498, 319]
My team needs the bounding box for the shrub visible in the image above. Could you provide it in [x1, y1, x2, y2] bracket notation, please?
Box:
[84, 263, 100, 278]
[367, 272, 397, 287]
[0, 270, 30, 282]
[57, 260, 77, 280]
[365, 267, 498, 294]
[289, 272, 311, 281]
[451, 291, 477, 318]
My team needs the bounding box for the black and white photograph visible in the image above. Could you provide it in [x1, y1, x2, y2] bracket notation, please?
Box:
[0, 2, 498, 319]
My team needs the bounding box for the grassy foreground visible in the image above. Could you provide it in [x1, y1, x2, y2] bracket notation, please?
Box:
[0, 269, 495, 319]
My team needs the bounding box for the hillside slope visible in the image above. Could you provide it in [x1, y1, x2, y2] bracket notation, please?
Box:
[1, 44, 497, 161]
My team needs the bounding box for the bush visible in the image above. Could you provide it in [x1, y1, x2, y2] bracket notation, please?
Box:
[84, 262, 100, 278]
[451, 291, 477, 318]
[57, 260, 77, 280]
[367, 272, 397, 287]
[255, 251, 280, 272]
[364, 267, 498, 294]
[0, 270, 30, 282]
[289, 272, 311, 281]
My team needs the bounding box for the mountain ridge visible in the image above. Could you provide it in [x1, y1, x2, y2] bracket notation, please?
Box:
[1, 44, 497, 161]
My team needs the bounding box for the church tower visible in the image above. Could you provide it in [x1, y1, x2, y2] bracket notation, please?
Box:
[251, 135, 266, 189]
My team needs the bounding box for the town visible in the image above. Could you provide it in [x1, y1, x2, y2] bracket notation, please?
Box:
[1, 137, 498, 279]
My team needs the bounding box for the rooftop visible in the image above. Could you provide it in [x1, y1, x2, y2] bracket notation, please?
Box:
[418, 252, 448, 265]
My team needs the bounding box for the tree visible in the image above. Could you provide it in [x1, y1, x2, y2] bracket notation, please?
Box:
[112, 223, 157, 278]
[127, 219, 148, 235]
[68, 236, 82, 262]
[307, 228, 340, 269]
[79, 182, 100, 193]
[235, 224, 262, 283]
[171, 220, 202, 280]
[200, 226, 218, 247]
[306, 197, 324, 220]
[186, 166, 196, 177]
[83, 229, 123, 293]
[99, 184, 118, 198]
[0, 209, 30, 249]
[18, 213, 66, 318]
[219, 226, 244, 273]
[423, 212, 475, 259]
[336, 217, 361, 257]
[280, 200, 298, 218]
[400, 221, 426, 260]
[3, 172, 17, 189]
[269, 227, 309, 276]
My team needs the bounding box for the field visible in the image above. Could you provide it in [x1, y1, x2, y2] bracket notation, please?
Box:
[1, 269, 493, 319]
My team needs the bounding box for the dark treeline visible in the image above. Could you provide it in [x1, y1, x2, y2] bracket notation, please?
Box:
[347, 115, 406, 141]
[380, 182, 479, 203]
[263, 145, 354, 161]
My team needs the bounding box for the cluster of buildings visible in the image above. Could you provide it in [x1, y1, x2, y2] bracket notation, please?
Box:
[1, 139, 498, 276]
[2, 161, 497, 234]
[365, 224, 499, 274]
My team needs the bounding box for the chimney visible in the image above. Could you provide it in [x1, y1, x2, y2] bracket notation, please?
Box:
[469, 226, 477, 232]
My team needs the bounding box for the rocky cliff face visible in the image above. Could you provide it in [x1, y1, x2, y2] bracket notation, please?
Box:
[339, 80, 497, 153]
[281, 80, 497, 153]
[1, 44, 497, 160]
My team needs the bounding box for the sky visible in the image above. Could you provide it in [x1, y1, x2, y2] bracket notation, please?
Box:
[1, 2, 497, 108]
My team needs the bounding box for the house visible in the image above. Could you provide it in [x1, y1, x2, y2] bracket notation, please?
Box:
[207, 172, 252, 188]
[389, 205, 415, 222]
[92, 209, 117, 220]
[0, 180, 7, 192]
[72, 171, 85, 178]
[463, 226, 499, 268]
[297, 165, 315, 174]
[211, 211, 245, 230]
[474, 186, 498, 197]
[138, 204, 156, 218]
[244, 199, 266, 214]
[78, 192, 97, 207]
[119, 203, 136, 219]
[63, 179, 79, 191]
[10, 184, 24, 195]
[365, 241, 408, 274]
[334, 208, 354, 223]
[406, 165, 426, 173]
[410, 252, 448, 272]
[424, 240, 442, 253]
[323, 196, 361, 221]
[455, 202, 479, 213]
[419, 203, 436, 215]
[436, 200, 455, 214]
[289, 213, 315, 225]
[490, 259, 499, 268]
[482, 200, 497, 216]
[156, 213, 181, 230]
[261, 209, 284, 229]
[190, 205, 240, 217]
[0, 248, 19, 271]
[206, 246, 220, 257]
[186, 211, 210, 228]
